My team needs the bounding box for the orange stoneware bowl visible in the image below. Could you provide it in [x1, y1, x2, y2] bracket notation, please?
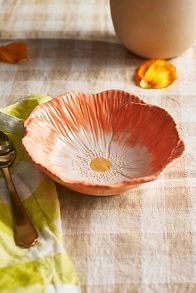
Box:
[22, 90, 185, 196]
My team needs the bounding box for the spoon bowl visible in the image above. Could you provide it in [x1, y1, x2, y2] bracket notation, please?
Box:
[0, 148, 16, 167]
[0, 130, 38, 248]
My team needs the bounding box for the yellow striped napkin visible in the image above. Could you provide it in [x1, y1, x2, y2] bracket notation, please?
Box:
[0, 94, 80, 293]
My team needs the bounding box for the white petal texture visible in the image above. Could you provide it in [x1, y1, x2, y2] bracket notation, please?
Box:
[22, 90, 184, 196]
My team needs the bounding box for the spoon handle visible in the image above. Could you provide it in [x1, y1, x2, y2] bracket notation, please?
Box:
[2, 167, 38, 248]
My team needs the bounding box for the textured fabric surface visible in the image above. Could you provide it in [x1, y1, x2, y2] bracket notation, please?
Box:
[0, 0, 196, 292]
[0, 0, 115, 42]
[0, 95, 80, 293]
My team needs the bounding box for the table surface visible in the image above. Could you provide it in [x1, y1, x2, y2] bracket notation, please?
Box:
[1, 1, 196, 292]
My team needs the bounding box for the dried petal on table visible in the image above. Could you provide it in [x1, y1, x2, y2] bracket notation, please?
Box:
[0, 42, 28, 64]
[135, 59, 177, 89]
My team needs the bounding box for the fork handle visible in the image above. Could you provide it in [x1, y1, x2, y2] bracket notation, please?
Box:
[2, 167, 38, 248]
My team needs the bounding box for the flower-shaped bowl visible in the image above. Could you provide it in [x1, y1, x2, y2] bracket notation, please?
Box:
[22, 90, 185, 196]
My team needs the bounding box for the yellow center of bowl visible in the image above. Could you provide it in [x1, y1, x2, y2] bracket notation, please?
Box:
[90, 157, 112, 172]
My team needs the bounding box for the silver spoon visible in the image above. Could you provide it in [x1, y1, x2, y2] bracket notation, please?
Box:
[0, 130, 38, 248]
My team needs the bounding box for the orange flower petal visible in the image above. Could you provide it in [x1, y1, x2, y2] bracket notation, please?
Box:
[135, 59, 177, 89]
[0, 42, 28, 64]
[22, 90, 185, 196]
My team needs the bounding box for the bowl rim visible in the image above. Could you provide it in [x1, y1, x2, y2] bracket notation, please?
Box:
[22, 89, 185, 189]
[23, 89, 145, 128]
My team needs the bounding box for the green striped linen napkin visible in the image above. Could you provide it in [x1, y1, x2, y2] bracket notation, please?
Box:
[0, 94, 80, 293]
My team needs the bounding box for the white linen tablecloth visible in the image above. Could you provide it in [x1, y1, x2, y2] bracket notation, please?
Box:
[0, 0, 196, 292]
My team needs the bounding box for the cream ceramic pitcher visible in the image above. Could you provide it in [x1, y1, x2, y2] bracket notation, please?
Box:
[110, 0, 196, 58]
